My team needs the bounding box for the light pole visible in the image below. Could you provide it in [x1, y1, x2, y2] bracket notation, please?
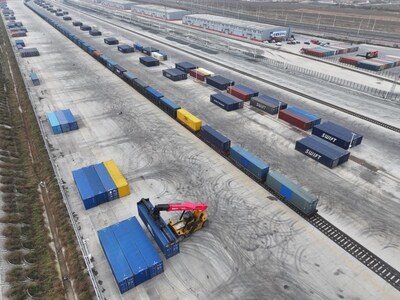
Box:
[276, 101, 281, 120]
[348, 132, 355, 150]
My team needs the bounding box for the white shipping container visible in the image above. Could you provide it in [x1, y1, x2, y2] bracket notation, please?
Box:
[152, 52, 164, 61]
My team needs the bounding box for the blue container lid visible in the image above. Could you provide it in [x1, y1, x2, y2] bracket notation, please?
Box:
[231, 145, 269, 170]
[297, 136, 349, 159]
[160, 97, 180, 110]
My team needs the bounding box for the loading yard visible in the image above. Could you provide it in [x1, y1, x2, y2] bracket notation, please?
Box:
[2, 0, 400, 299]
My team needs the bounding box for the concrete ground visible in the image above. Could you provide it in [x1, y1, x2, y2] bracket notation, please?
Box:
[7, 1, 400, 299]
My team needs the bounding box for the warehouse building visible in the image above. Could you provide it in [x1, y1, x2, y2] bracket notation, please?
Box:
[131, 4, 189, 20]
[182, 14, 291, 42]
[101, 0, 136, 10]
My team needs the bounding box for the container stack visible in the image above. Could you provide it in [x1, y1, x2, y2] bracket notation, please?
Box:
[117, 44, 134, 53]
[175, 62, 197, 73]
[250, 95, 287, 115]
[302, 44, 359, 58]
[340, 55, 400, 71]
[206, 75, 234, 90]
[312, 121, 363, 149]
[210, 93, 243, 111]
[72, 160, 130, 209]
[295, 136, 350, 168]
[98, 217, 164, 294]
[278, 107, 321, 130]
[139, 56, 160, 67]
[162, 68, 187, 81]
[142, 46, 159, 56]
[20, 47, 39, 57]
[189, 68, 211, 81]
[227, 84, 259, 101]
[47, 109, 78, 134]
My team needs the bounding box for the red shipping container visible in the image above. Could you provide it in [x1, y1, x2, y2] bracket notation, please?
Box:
[278, 109, 312, 130]
[189, 69, 206, 81]
[227, 86, 251, 101]
[303, 48, 325, 58]
[339, 56, 364, 66]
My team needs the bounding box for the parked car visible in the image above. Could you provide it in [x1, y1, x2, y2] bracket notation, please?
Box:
[304, 41, 310, 45]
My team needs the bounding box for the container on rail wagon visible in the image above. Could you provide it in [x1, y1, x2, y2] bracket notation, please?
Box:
[94, 163, 118, 202]
[123, 71, 137, 85]
[230, 145, 269, 182]
[159, 97, 181, 118]
[200, 125, 231, 154]
[312, 122, 363, 149]
[210, 93, 243, 111]
[114, 64, 127, 77]
[112, 217, 163, 279]
[137, 199, 180, 259]
[162, 68, 187, 81]
[72, 168, 97, 209]
[206, 75, 234, 90]
[250, 95, 287, 115]
[295, 136, 350, 168]
[144, 86, 163, 105]
[227, 84, 259, 101]
[176, 109, 202, 132]
[103, 160, 130, 198]
[47, 112, 62, 134]
[266, 170, 318, 216]
[131, 78, 149, 95]
[175, 62, 197, 73]
[97, 227, 134, 293]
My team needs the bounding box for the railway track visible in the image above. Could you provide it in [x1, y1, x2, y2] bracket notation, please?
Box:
[62, 1, 400, 134]
[29, 1, 400, 294]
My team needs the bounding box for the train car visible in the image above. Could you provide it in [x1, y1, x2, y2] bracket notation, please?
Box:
[266, 170, 318, 216]
[176, 109, 202, 132]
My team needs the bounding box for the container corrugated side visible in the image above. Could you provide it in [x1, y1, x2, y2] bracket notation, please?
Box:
[159, 97, 181, 118]
[312, 122, 363, 149]
[94, 163, 118, 201]
[279, 109, 312, 130]
[97, 227, 134, 293]
[111, 221, 150, 286]
[176, 109, 202, 132]
[266, 170, 318, 216]
[83, 166, 108, 205]
[103, 160, 130, 198]
[137, 200, 179, 259]
[230, 145, 269, 181]
[144, 86, 163, 105]
[47, 112, 62, 134]
[72, 168, 96, 209]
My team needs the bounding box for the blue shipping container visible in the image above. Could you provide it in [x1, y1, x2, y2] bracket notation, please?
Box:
[111, 221, 150, 286]
[55, 111, 70, 132]
[175, 62, 197, 73]
[145, 86, 163, 105]
[295, 136, 350, 168]
[72, 169, 97, 209]
[94, 163, 119, 201]
[125, 217, 164, 278]
[230, 145, 269, 181]
[98, 228, 134, 293]
[47, 112, 62, 134]
[266, 170, 318, 216]
[250, 95, 287, 115]
[62, 109, 78, 131]
[159, 97, 181, 118]
[210, 93, 243, 111]
[82, 166, 108, 205]
[123, 71, 137, 84]
[312, 122, 363, 149]
[200, 125, 231, 154]
[137, 199, 180, 259]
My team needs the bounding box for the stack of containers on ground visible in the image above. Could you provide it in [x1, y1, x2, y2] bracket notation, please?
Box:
[162, 68, 187, 81]
[98, 216, 163, 294]
[278, 106, 321, 130]
[72, 160, 129, 209]
[137, 199, 180, 258]
[302, 44, 358, 57]
[47, 109, 78, 134]
[250, 95, 287, 114]
[117, 44, 134, 53]
[312, 121, 363, 149]
[175, 62, 197, 73]
[227, 84, 259, 101]
[140, 56, 159, 67]
[295, 136, 350, 168]
[230, 145, 269, 182]
[210, 93, 243, 111]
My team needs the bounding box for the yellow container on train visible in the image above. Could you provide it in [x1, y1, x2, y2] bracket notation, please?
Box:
[104, 160, 130, 198]
[176, 109, 202, 132]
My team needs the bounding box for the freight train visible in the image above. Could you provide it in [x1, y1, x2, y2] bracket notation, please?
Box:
[27, 1, 319, 216]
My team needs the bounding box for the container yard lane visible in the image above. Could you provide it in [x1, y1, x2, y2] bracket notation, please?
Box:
[10, 1, 400, 299]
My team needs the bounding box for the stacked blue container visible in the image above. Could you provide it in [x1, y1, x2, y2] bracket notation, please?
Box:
[230, 145, 269, 182]
[72, 169, 97, 209]
[48, 110, 78, 134]
[94, 163, 119, 201]
[83, 166, 108, 205]
[47, 112, 62, 134]
[55, 110, 70, 132]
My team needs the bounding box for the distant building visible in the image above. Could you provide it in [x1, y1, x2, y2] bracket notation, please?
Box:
[101, 0, 136, 10]
[131, 4, 190, 20]
[182, 14, 291, 42]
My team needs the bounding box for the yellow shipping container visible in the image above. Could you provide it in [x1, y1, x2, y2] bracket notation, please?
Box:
[176, 109, 202, 132]
[103, 160, 130, 198]
[197, 68, 214, 77]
